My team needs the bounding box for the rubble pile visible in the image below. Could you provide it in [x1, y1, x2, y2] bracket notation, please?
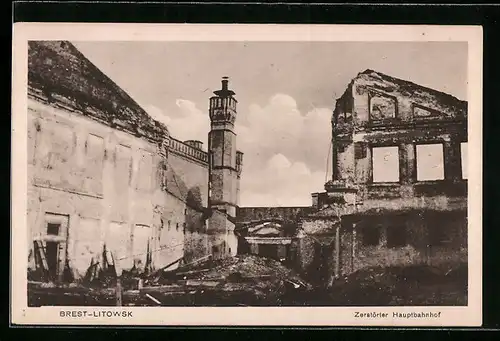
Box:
[28, 254, 313, 307]
[137, 254, 312, 306]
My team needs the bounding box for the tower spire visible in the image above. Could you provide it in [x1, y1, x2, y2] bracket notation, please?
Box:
[221, 76, 229, 91]
[213, 76, 235, 98]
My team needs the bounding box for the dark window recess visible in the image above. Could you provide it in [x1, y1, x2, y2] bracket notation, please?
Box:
[362, 226, 380, 246]
[354, 142, 367, 159]
[47, 223, 60, 236]
[386, 226, 407, 248]
[338, 144, 347, 153]
[259, 244, 279, 261]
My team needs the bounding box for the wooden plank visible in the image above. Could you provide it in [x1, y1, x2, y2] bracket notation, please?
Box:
[185, 280, 221, 287]
[34, 240, 49, 273]
[175, 268, 213, 277]
[145, 256, 183, 279]
[145, 293, 162, 305]
[139, 285, 187, 294]
[115, 278, 122, 306]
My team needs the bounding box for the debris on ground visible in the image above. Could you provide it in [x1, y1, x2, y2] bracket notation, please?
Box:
[27, 256, 467, 307]
[28, 254, 313, 307]
[139, 254, 313, 306]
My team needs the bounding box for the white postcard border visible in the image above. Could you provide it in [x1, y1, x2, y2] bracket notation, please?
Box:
[11, 23, 483, 327]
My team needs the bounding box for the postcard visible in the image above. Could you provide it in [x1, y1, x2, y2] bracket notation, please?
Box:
[11, 23, 482, 326]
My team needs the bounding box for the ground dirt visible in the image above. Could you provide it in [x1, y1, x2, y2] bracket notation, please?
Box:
[316, 262, 468, 306]
[28, 258, 467, 307]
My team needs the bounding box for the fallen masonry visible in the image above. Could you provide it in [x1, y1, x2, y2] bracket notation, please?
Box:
[28, 255, 313, 307]
[28, 257, 467, 307]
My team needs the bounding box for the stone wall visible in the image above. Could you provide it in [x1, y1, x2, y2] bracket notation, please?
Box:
[348, 211, 467, 273]
[294, 209, 467, 284]
[331, 70, 468, 204]
[236, 206, 314, 224]
[27, 99, 213, 281]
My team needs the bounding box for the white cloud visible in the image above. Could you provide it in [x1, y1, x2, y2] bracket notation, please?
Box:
[169, 99, 210, 145]
[143, 104, 171, 126]
[236, 93, 332, 206]
[143, 99, 210, 147]
[240, 153, 325, 207]
[142, 92, 332, 207]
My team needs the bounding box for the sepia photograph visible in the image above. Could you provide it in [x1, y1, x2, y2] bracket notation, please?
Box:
[11, 24, 482, 326]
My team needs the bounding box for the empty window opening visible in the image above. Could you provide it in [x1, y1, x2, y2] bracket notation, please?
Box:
[416, 144, 444, 181]
[372, 146, 400, 183]
[362, 226, 381, 246]
[355, 142, 367, 159]
[386, 226, 407, 248]
[370, 95, 396, 120]
[43, 213, 69, 282]
[461, 142, 468, 180]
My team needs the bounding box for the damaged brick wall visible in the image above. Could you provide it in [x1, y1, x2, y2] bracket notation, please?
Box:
[207, 210, 238, 258]
[341, 211, 467, 276]
[163, 149, 211, 265]
[293, 209, 467, 282]
[26, 40, 240, 283]
[27, 99, 212, 281]
[297, 218, 339, 285]
[332, 70, 467, 190]
[349, 216, 426, 273]
[166, 148, 209, 209]
[322, 69, 469, 278]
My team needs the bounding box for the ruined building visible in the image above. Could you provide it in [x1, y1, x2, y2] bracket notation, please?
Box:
[27, 41, 243, 283]
[237, 70, 468, 287]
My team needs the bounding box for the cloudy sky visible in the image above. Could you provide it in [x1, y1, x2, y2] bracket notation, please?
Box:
[72, 41, 467, 207]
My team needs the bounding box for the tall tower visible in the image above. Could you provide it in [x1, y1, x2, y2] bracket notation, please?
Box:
[207, 77, 241, 258]
[208, 77, 239, 217]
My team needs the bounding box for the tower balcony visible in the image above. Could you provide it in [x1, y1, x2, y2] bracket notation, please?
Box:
[209, 96, 237, 112]
[209, 77, 238, 124]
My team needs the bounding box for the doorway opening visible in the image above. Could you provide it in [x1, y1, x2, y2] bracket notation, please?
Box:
[43, 213, 69, 282]
[258, 244, 279, 260]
